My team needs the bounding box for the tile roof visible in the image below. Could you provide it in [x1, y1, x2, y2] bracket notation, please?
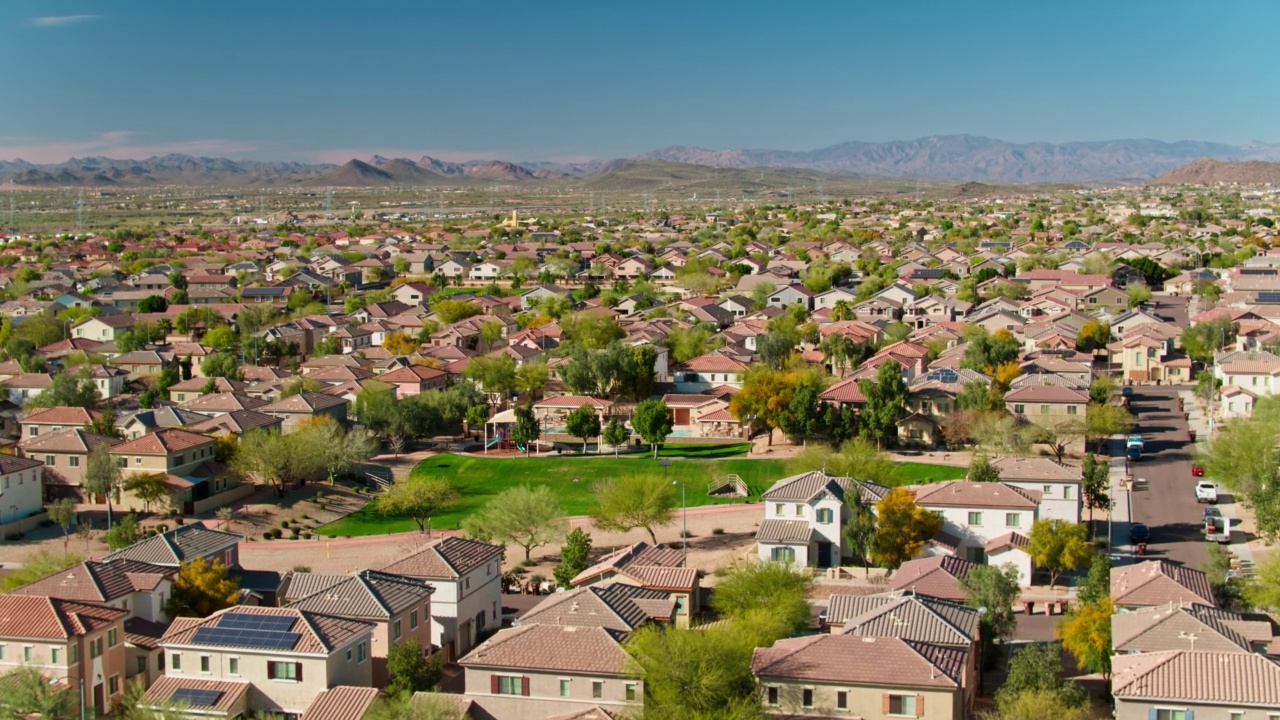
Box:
[533, 395, 614, 410]
[828, 592, 980, 646]
[286, 570, 434, 619]
[1112, 650, 1280, 707]
[104, 524, 242, 566]
[0, 453, 44, 475]
[761, 471, 852, 502]
[19, 427, 122, 453]
[179, 392, 270, 414]
[755, 519, 815, 545]
[123, 617, 168, 650]
[9, 559, 175, 603]
[543, 708, 617, 720]
[569, 542, 684, 586]
[751, 635, 966, 689]
[162, 606, 372, 655]
[819, 377, 867, 403]
[21, 406, 102, 425]
[1111, 560, 1216, 608]
[1111, 604, 1269, 654]
[260, 391, 348, 413]
[890, 556, 978, 603]
[379, 537, 504, 579]
[0, 596, 126, 639]
[183, 410, 282, 435]
[1002, 385, 1091, 403]
[985, 531, 1031, 554]
[991, 457, 1082, 483]
[911, 481, 1041, 509]
[302, 686, 381, 720]
[676, 350, 750, 373]
[144, 676, 250, 714]
[378, 365, 448, 383]
[110, 428, 212, 455]
[458, 624, 630, 675]
[519, 584, 674, 631]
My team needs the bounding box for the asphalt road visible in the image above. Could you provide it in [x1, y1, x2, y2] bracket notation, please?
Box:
[1124, 385, 1208, 570]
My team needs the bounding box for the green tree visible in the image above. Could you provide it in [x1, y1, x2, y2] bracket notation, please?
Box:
[200, 351, 242, 380]
[1075, 320, 1111, 352]
[385, 638, 443, 695]
[47, 497, 76, 552]
[1080, 453, 1110, 529]
[232, 428, 325, 497]
[960, 563, 1021, 645]
[512, 401, 541, 456]
[561, 312, 625, 349]
[0, 550, 82, 591]
[590, 473, 676, 544]
[777, 384, 821, 446]
[165, 557, 240, 618]
[631, 399, 673, 458]
[364, 692, 469, 720]
[138, 294, 168, 313]
[0, 666, 76, 719]
[873, 487, 942, 570]
[960, 328, 1022, 372]
[858, 360, 909, 447]
[1027, 519, 1093, 587]
[28, 370, 100, 409]
[1088, 373, 1117, 406]
[553, 528, 593, 589]
[1197, 398, 1280, 539]
[601, 417, 629, 457]
[465, 404, 489, 437]
[967, 453, 1001, 483]
[84, 443, 121, 529]
[463, 485, 568, 562]
[1126, 285, 1152, 308]
[104, 512, 141, 550]
[514, 360, 551, 395]
[377, 475, 460, 533]
[1085, 402, 1135, 452]
[996, 643, 1088, 712]
[842, 490, 877, 576]
[711, 561, 813, 635]
[314, 333, 341, 356]
[1076, 552, 1111, 606]
[1244, 552, 1280, 612]
[1181, 316, 1238, 364]
[123, 472, 172, 513]
[564, 404, 602, 453]
[956, 380, 993, 411]
[464, 354, 517, 407]
[202, 325, 238, 351]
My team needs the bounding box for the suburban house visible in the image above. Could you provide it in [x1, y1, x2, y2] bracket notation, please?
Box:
[1111, 650, 1280, 720]
[755, 472, 887, 568]
[889, 556, 979, 604]
[3, 373, 53, 404]
[752, 634, 968, 720]
[0, 594, 130, 717]
[73, 315, 137, 342]
[379, 537, 505, 662]
[105, 524, 242, 570]
[568, 542, 699, 626]
[378, 364, 449, 398]
[1111, 561, 1216, 609]
[1111, 604, 1277, 655]
[19, 428, 123, 501]
[281, 569, 435, 685]
[259, 392, 348, 432]
[990, 457, 1082, 523]
[672, 350, 750, 392]
[910, 481, 1040, 581]
[1002, 385, 1089, 429]
[0, 453, 47, 532]
[109, 429, 238, 515]
[154, 606, 374, 718]
[119, 407, 215, 439]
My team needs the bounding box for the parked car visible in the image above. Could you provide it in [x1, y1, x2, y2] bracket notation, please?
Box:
[1196, 481, 1219, 504]
[1204, 507, 1230, 543]
[1129, 522, 1150, 545]
[1191, 465, 1204, 477]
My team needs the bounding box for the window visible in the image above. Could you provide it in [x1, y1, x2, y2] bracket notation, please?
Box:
[357, 642, 367, 662]
[174, 454, 184, 467]
[226, 657, 239, 675]
[268, 661, 300, 681]
[1229, 713, 1244, 720]
[794, 504, 805, 516]
[0, 644, 5, 660]
[89, 638, 103, 658]
[27, 427, 36, 437]
[199, 656, 210, 673]
[559, 679, 570, 697]
[136, 657, 146, 675]
[967, 511, 983, 526]
[1006, 513, 1020, 527]
[770, 547, 796, 563]
[171, 653, 181, 671]
[1043, 485, 1052, 494]
[69, 644, 77, 663]
[346, 649, 352, 662]
[410, 610, 418, 629]
[592, 681, 603, 699]
[1040, 405, 1051, 414]
[1063, 486, 1072, 499]
[888, 694, 917, 716]
[1154, 711, 1187, 720]
[135, 457, 143, 466]
[775, 503, 784, 515]
[816, 508, 834, 524]
[1067, 405, 1078, 415]
[44, 455, 55, 466]
[837, 691, 848, 709]
[393, 619, 402, 640]
[22, 646, 32, 662]
[625, 683, 637, 701]
[802, 688, 814, 708]
[496, 676, 522, 695]
[108, 628, 117, 647]
[766, 687, 779, 706]
[1014, 404, 1025, 414]
[51, 648, 60, 664]
[108, 675, 118, 695]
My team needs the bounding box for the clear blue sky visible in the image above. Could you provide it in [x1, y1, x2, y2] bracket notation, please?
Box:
[2, 0, 1276, 163]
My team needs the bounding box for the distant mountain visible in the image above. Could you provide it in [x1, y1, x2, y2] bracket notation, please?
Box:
[1151, 158, 1280, 185]
[637, 135, 1280, 182]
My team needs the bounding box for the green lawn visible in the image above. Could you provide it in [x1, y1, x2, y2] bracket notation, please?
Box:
[316, 453, 967, 537]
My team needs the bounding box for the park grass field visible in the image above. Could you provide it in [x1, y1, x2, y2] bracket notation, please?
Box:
[316, 452, 967, 537]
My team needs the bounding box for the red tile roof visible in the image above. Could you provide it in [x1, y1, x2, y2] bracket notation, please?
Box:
[110, 428, 213, 455]
[0, 595, 126, 639]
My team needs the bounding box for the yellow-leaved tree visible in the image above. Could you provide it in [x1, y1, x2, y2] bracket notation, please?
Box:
[873, 487, 942, 570]
[165, 557, 240, 618]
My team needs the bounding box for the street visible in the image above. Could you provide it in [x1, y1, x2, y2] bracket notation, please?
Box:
[1124, 385, 1207, 570]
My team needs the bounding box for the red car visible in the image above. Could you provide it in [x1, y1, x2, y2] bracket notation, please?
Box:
[1192, 465, 1205, 477]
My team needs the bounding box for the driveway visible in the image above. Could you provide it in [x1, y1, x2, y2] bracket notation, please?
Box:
[1124, 385, 1207, 570]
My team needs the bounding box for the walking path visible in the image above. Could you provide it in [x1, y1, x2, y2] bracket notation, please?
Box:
[1177, 388, 1258, 574]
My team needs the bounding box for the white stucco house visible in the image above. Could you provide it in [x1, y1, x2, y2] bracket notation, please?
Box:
[911, 481, 1040, 585]
[755, 472, 889, 568]
[990, 457, 1082, 523]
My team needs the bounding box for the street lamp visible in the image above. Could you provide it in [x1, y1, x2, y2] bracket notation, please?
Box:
[660, 460, 686, 565]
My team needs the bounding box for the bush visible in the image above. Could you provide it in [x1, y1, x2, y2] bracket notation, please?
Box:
[301, 532, 312, 539]
[299, 514, 309, 521]
[712, 527, 725, 535]
[289, 530, 299, 539]
[280, 519, 290, 528]
[157, 524, 168, 533]
[263, 532, 274, 541]
[174, 517, 184, 525]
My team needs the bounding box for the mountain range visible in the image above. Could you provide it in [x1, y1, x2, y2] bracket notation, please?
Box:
[4, 135, 1280, 187]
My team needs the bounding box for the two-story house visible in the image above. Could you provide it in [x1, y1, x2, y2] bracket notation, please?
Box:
[281, 569, 435, 685]
[72, 315, 137, 342]
[1003, 385, 1089, 430]
[0, 595, 129, 717]
[20, 406, 103, 441]
[0, 453, 47, 531]
[20, 428, 123, 502]
[105, 524, 243, 571]
[259, 392, 348, 433]
[569, 542, 699, 626]
[154, 606, 374, 718]
[1111, 560, 1216, 610]
[752, 634, 968, 720]
[1112, 650, 1280, 720]
[379, 537, 505, 661]
[990, 457, 1082, 523]
[378, 364, 449, 398]
[910, 481, 1041, 583]
[756, 472, 888, 568]
[672, 351, 750, 392]
[109, 428, 238, 514]
[1111, 603, 1276, 656]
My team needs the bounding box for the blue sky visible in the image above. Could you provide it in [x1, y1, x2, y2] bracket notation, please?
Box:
[2, 0, 1276, 163]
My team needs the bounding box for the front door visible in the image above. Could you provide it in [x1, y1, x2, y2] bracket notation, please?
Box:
[815, 541, 833, 569]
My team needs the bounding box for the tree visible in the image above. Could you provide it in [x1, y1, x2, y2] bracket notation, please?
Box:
[1031, 419, 1086, 463]
[365, 693, 469, 720]
[778, 384, 821, 446]
[138, 294, 168, 313]
[280, 376, 325, 398]
[378, 475, 460, 533]
[631, 399, 673, 458]
[1, 550, 82, 591]
[960, 328, 1021, 373]
[385, 638, 443, 696]
[202, 325, 239, 351]
[711, 561, 813, 635]
[314, 333, 341, 356]
[1027, 519, 1093, 587]
[311, 419, 377, 483]
[28, 370, 100, 409]
[788, 438, 905, 487]
[463, 485, 568, 562]
[601, 417, 628, 457]
[997, 689, 1091, 720]
[165, 557, 240, 618]
[1085, 402, 1134, 451]
[561, 312, 625, 349]
[1088, 373, 1117, 405]
[465, 354, 517, 407]
[512, 401, 541, 456]
[967, 453, 1001, 483]
[1055, 597, 1113, 681]
[996, 643, 1088, 713]
[124, 472, 172, 513]
[1080, 453, 1110, 529]
[553, 528, 592, 588]
[84, 442, 121, 529]
[1076, 552, 1111, 606]
[1181, 316, 1238, 364]
[383, 332, 420, 355]
[590, 473, 676, 544]
[1127, 285, 1153, 308]
[1075, 320, 1111, 352]
[1198, 401, 1280, 540]
[960, 563, 1021, 645]
[0, 666, 76, 719]
[564, 404, 602, 454]
[48, 497, 76, 552]
[104, 512, 141, 550]
[842, 490, 877, 576]
[626, 621, 772, 720]
[232, 428, 325, 497]
[514, 360, 550, 395]
[200, 351, 242, 380]
[873, 487, 942, 570]
[956, 380, 994, 411]
[858, 360, 909, 448]
[1244, 552, 1280, 612]
[432, 299, 483, 324]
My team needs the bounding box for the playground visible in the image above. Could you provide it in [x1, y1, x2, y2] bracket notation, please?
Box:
[315, 452, 967, 538]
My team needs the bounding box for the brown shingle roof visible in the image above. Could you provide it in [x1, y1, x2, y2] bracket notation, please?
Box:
[518, 584, 673, 631]
[21, 406, 102, 425]
[104, 524, 241, 566]
[751, 635, 966, 689]
[458, 624, 630, 675]
[9, 559, 174, 603]
[1002, 385, 1090, 403]
[1112, 650, 1280, 707]
[0, 453, 43, 475]
[144, 676, 250, 714]
[828, 592, 980, 646]
[260, 391, 348, 413]
[182, 410, 282, 435]
[19, 427, 122, 453]
[286, 570, 433, 619]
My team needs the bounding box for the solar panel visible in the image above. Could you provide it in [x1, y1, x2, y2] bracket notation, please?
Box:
[1257, 292, 1280, 304]
[171, 688, 223, 707]
[193, 626, 300, 650]
[926, 368, 958, 384]
[217, 613, 295, 632]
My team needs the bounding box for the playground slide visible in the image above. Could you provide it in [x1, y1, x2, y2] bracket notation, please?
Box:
[485, 436, 500, 449]
[516, 443, 526, 453]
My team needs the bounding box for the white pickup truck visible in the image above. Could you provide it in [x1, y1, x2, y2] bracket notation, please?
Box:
[1195, 480, 1219, 504]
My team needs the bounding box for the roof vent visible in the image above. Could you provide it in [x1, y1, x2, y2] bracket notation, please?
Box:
[861, 637, 875, 643]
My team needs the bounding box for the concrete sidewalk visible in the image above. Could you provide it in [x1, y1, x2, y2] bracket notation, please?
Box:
[1105, 434, 1136, 565]
[1177, 388, 1256, 574]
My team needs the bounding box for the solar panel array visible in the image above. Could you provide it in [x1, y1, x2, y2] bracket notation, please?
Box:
[193, 625, 300, 649]
[924, 368, 958, 384]
[217, 613, 295, 632]
[1257, 292, 1280, 304]
[171, 688, 223, 707]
